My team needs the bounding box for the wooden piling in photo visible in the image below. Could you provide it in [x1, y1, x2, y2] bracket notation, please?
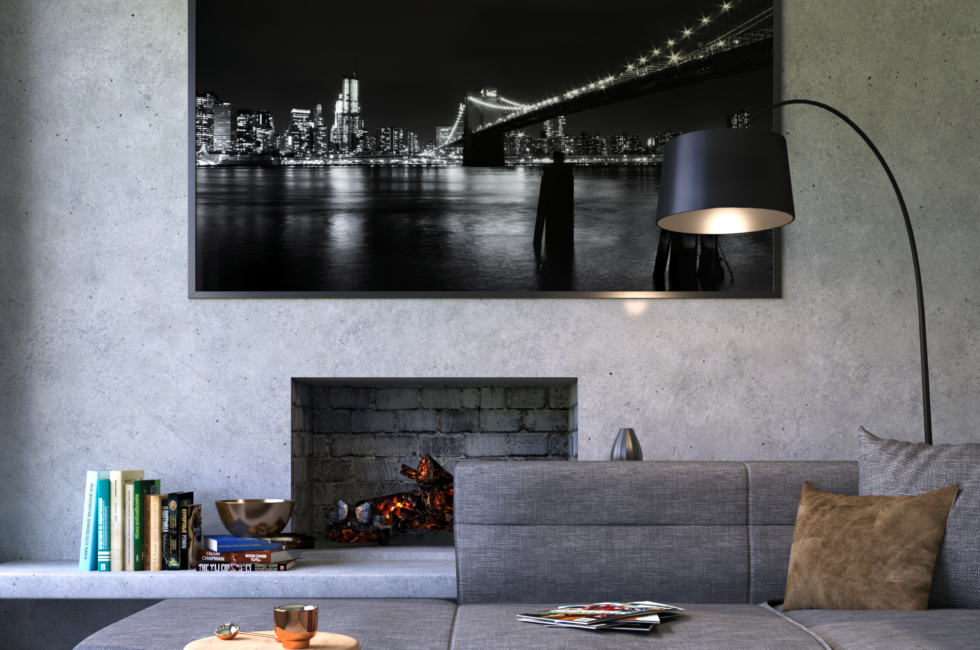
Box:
[533, 151, 574, 256]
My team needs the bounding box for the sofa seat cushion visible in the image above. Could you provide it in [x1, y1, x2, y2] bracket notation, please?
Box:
[782, 607, 980, 650]
[450, 604, 828, 649]
[73, 598, 457, 650]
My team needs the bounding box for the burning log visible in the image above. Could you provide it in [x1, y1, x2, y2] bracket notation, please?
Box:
[324, 454, 454, 545]
[400, 454, 453, 488]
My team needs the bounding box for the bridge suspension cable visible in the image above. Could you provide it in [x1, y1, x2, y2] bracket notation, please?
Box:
[468, 0, 773, 134]
[436, 103, 466, 150]
[497, 96, 529, 109]
[466, 95, 527, 112]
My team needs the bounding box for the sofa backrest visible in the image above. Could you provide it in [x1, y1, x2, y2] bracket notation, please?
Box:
[453, 460, 857, 605]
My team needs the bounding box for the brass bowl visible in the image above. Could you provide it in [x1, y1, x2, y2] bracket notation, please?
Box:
[274, 605, 318, 649]
[215, 499, 295, 538]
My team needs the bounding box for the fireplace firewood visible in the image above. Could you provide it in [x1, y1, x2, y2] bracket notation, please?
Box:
[324, 454, 454, 545]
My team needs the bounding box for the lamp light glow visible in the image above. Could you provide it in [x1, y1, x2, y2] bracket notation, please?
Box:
[657, 207, 794, 235]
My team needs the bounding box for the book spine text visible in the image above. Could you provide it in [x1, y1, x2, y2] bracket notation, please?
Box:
[78, 471, 98, 571]
[125, 483, 135, 571]
[133, 480, 145, 571]
[196, 561, 295, 572]
[96, 479, 111, 572]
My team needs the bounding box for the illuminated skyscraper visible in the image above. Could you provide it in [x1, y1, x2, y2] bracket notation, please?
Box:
[650, 131, 681, 154]
[313, 104, 329, 155]
[289, 108, 312, 154]
[727, 108, 751, 129]
[332, 74, 363, 154]
[375, 128, 387, 154]
[543, 116, 568, 153]
[254, 110, 275, 151]
[195, 91, 217, 152]
[360, 133, 376, 154]
[257, 110, 274, 130]
[213, 102, 237, 153]
[575, 132, 604, 156]
[505, 130, 531, 157]
[392, 128, 406, 154]
[435, 126, 452, 147]
[236, 109, 255, 154]
[555, 116, 571, 153]
[291, 108, 312, 128]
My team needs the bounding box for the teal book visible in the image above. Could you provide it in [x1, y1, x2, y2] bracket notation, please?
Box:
[96, 478, 111, 571]
[78, 470, 104, 571]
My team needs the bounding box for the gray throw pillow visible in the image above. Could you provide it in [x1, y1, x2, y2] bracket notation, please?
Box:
[859, 427, 980, 608]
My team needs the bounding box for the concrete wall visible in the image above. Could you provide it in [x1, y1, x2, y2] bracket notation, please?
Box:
[2, 0, 979, 568]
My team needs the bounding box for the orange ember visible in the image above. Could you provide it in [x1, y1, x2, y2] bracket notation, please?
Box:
[324, 454, 454, 545]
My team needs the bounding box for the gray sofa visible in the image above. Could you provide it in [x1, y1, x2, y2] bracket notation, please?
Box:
[75, 461, 980, 649]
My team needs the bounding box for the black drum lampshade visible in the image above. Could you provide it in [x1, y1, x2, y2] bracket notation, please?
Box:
[656, 128, 795, 234]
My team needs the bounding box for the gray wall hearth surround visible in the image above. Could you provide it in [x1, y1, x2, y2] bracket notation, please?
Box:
[1, 0, 979, 649]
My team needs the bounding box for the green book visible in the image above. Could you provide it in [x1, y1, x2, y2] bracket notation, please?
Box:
[132, 480, 145, 570]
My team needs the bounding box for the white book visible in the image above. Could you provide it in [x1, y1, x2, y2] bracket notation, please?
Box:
[109, 470, 143, 571]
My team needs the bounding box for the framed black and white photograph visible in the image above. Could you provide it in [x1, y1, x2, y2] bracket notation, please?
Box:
[189, 0, 780, 298]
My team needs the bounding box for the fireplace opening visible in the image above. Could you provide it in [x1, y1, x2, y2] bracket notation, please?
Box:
[290, 378, 577, 543]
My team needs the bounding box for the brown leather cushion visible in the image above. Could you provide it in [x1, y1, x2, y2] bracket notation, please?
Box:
[783, 481, 958, 612]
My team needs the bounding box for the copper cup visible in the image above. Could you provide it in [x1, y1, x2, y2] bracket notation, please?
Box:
[274, 605, 318, 649]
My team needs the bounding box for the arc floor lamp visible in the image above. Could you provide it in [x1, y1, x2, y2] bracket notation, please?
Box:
[655, 100, 933, 444]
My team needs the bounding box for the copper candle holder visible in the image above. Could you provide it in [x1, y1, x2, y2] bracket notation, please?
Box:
[274, 604, 319, 649]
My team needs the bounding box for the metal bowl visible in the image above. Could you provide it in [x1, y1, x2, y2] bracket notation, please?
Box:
[215, 499, 295, 538]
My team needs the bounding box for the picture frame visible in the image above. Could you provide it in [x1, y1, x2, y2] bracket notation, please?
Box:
[188, 0, 782, 299]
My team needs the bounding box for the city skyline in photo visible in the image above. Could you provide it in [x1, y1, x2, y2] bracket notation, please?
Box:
[195, 0, 773, 154]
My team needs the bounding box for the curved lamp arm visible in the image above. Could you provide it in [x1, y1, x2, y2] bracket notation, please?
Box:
[749, 100, 932, 444]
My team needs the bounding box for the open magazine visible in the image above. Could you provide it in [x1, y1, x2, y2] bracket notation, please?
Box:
[518, 601, 684, 632]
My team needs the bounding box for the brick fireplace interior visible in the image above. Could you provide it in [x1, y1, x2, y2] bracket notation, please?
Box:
[290, 378, 578, 541]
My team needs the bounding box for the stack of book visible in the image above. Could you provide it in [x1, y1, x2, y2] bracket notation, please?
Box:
[517, 601, 685, 633]
[77, 470, 201, 571]
[196, 534, 313, 571]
